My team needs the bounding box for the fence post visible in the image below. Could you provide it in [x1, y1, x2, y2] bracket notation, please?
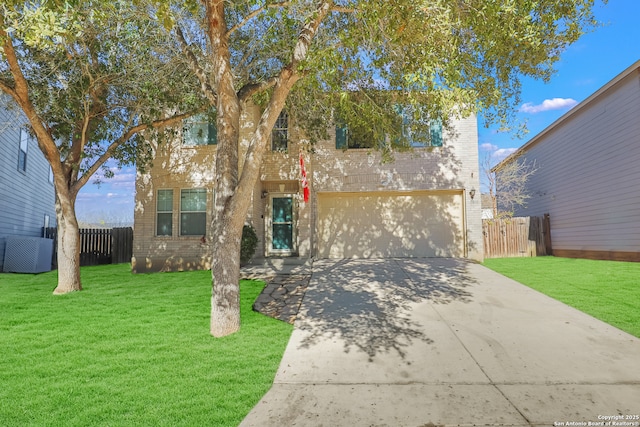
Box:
[112, 227, 133, 264]
[543, 213, 552, 255]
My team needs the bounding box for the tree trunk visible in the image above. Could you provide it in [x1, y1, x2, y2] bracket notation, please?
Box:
[210, 214, 243, 337]
[205, 0, 327, 337]
[52, 190, 82, 294]
[206, 0, 244, 337]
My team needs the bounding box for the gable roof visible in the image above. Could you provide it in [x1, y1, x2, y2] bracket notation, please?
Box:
[493, 59, 640, 172]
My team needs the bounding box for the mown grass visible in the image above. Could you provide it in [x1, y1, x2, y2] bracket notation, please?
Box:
[484, 256, 640, 338]
[0, 264, 292, 427]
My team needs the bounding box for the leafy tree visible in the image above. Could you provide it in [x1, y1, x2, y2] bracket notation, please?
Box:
[166, 0, 601, 336]
[0, 2, 202, 293]
[482, 153, 538, 218]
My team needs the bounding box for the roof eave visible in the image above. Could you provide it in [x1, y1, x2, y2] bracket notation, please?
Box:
[491, 59, 640, 173]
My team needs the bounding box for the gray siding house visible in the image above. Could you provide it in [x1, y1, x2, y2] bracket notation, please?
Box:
[495, 60, 640, 261]
[0, 99, 57, 271]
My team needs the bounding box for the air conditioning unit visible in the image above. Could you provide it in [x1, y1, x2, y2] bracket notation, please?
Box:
[3, 236, 54, 273]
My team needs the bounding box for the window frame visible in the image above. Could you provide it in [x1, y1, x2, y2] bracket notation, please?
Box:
[336, 110, 444, 150]
[179, 188, 207, 237]
[18, 129, 30, 173]
[335, 123, 377, 150]
[182, 113, 217, 146]
[271, 110, 288, 152]
[428, 118, 443, 147]
[397, 106, 443, 148]
[156, 189, 174, 237]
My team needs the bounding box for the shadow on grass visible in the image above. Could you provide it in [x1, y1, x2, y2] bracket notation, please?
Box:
[297, 258, 476, 361]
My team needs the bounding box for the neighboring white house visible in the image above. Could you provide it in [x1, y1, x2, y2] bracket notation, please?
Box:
[0, 99, 57, 271]
[132, 102, 483, 272]
[494, 60, 640, 262]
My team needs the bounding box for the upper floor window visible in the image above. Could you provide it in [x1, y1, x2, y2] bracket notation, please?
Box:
[398, 105, 443, 148]
[271, 110, 288, 152]
[428, 119, 443, 147]
[336, 110, 443, 149]
[18, 129, 30, 172]
[156, 189, 173, 236]
[335, 123, 377, 149]
[180, 188, 207, 236]
[183, 113, 217, 146]
[401, 117, 443, 148]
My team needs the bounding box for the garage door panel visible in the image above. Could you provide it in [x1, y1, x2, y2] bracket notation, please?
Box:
[317, 192, 463, 258]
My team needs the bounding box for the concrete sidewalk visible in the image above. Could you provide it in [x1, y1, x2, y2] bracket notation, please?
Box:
[240, 258, 640, 427]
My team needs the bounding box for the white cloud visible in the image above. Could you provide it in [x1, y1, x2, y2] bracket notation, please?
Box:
[480, 142, 498, 152]
[520, 97, 578, 114]
[492, 147, 518, 161]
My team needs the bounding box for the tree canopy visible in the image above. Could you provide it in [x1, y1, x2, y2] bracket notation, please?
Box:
[1, 1, 201, 181]
[161, 0, 602, 336]
[171, 0, 600, 143]
[2, 0, 603, 332]
[0, 0, 204, 293]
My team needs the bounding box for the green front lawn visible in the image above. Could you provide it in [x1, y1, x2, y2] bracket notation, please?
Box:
[484, 257, 640, 338]
[0, 265, 292, 427]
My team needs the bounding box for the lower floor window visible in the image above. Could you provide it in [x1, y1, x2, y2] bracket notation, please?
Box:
[157, 189, 173, 236]
[180, 188, 207, 236]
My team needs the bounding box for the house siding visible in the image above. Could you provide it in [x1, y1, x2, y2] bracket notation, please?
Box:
[0, 100, 57, 270]
[133, 103, 482, 272]
[503, 62, 640, 259]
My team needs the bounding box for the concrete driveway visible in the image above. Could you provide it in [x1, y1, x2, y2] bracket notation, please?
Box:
[241, 258, 640, 427]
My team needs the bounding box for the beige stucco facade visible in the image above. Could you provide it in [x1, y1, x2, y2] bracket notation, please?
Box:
[132, 103, 482, 273]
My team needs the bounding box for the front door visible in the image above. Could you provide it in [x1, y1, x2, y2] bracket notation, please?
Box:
[267, 195, 296, 256]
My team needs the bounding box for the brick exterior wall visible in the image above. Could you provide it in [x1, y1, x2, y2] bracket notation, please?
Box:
[311, 114, 482, 261]
[132, 103, 482, 273]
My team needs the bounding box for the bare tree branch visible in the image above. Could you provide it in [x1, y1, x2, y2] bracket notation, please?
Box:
[483, 153, 538, 218]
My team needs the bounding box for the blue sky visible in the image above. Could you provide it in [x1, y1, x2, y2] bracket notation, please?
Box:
[75, 0, 640, 225]
[479, 0, 640, 168]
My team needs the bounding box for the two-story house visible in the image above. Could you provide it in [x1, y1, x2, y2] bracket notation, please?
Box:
[0, 99, 57, 271]
[494, 60, 640, 262]
[132, 102, 482, 272]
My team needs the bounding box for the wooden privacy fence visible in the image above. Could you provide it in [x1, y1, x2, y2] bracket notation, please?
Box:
[482, 214, 552, 258]
[43, 227, 133, 267]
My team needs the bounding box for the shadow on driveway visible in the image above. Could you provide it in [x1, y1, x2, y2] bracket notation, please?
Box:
[296, 258, 477, 361]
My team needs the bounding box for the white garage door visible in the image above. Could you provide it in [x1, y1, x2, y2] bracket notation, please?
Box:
[316, 191, 464, 258]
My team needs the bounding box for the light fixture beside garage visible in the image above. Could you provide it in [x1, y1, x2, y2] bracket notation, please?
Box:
[469, 188, 476, 200]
